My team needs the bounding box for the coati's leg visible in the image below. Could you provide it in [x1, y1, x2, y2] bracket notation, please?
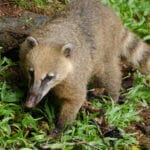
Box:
[55, 99, 84, 132]
[53, 83, 86, 132]
[96, 62, 122, 102]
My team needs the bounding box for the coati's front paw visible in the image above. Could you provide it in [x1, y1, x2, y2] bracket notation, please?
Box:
[49, 129, 60, 138]
[48, 122, 65, 137]
[49, 126, 63, 138]
[54, 122, 64, 134]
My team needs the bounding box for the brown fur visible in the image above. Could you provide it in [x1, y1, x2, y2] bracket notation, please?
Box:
[20, 0, 150, 130]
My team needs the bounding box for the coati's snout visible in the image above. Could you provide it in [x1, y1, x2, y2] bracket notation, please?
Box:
[25, 83, 43, 108]
[25, 73, 56, 108]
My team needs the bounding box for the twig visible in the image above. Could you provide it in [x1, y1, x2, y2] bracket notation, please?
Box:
[73, 139, 101, 150]
[41, 140, 101, 150]
[94, 120, 109, 147]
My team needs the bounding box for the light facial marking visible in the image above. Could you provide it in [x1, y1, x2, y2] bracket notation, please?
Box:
[48, 73, 55, 77]
[29, 67, 34, 81]
[29, 67, 34, 71]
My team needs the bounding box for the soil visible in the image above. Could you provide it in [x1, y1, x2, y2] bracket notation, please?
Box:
[87, 83, 150, 149]
[0, 1, 24, 17]
[0, 0, 64, 17]
[127, 107, 150, 149]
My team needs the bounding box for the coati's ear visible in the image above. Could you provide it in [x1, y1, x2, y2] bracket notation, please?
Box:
[19, 36, 38, 60]
[26, 36, 38, 48]
[61, 43, 74, 57]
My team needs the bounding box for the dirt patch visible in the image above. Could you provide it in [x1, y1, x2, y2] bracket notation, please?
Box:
[87, 88, 150, 149]
[0, 1, 23, 17]
[0, 0, 64, 17]
[127, 107, 150, 149]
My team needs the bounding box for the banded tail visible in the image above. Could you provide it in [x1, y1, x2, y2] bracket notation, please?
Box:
[121, 29, 150, 75]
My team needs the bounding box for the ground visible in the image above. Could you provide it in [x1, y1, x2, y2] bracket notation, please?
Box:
[0, 0, 150, 149]
[0, 1, 23, 16]
[127, 107, 150, 149]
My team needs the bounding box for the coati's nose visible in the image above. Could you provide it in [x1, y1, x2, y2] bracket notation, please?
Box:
[25, 92, 41, 108]
[25, 98, 36, 108]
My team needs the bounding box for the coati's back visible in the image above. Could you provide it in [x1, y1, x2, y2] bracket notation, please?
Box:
[28, 0, 123, 55]
[59, 0, 150, 73]
[62, 0, 124, 55]
[62, 0, 150, 74]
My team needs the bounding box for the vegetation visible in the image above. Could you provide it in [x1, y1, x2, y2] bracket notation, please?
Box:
[101, 0, 150, 40]
[0, 0, 150, 149]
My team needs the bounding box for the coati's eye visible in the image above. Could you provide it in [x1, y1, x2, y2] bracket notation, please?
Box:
[42, 73, 55, 83]
[40, 74, 54, 88]
[46, 73, 55, 81]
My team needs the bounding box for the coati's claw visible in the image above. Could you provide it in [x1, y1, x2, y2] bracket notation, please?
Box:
[48, 129, 61, 138]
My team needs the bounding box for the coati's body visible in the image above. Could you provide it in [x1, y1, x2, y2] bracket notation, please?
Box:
[20, 0, 150, 130]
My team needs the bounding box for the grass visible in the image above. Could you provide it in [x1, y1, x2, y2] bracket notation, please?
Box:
[101, 0, 150, 41]
[127, 72, 150, 105]
[0, 0, 150, 149]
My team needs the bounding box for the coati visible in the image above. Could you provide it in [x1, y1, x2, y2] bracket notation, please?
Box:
[20, 0, 150, 131]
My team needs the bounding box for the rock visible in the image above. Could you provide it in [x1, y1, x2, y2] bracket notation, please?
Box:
[0, 11, 50, 52]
